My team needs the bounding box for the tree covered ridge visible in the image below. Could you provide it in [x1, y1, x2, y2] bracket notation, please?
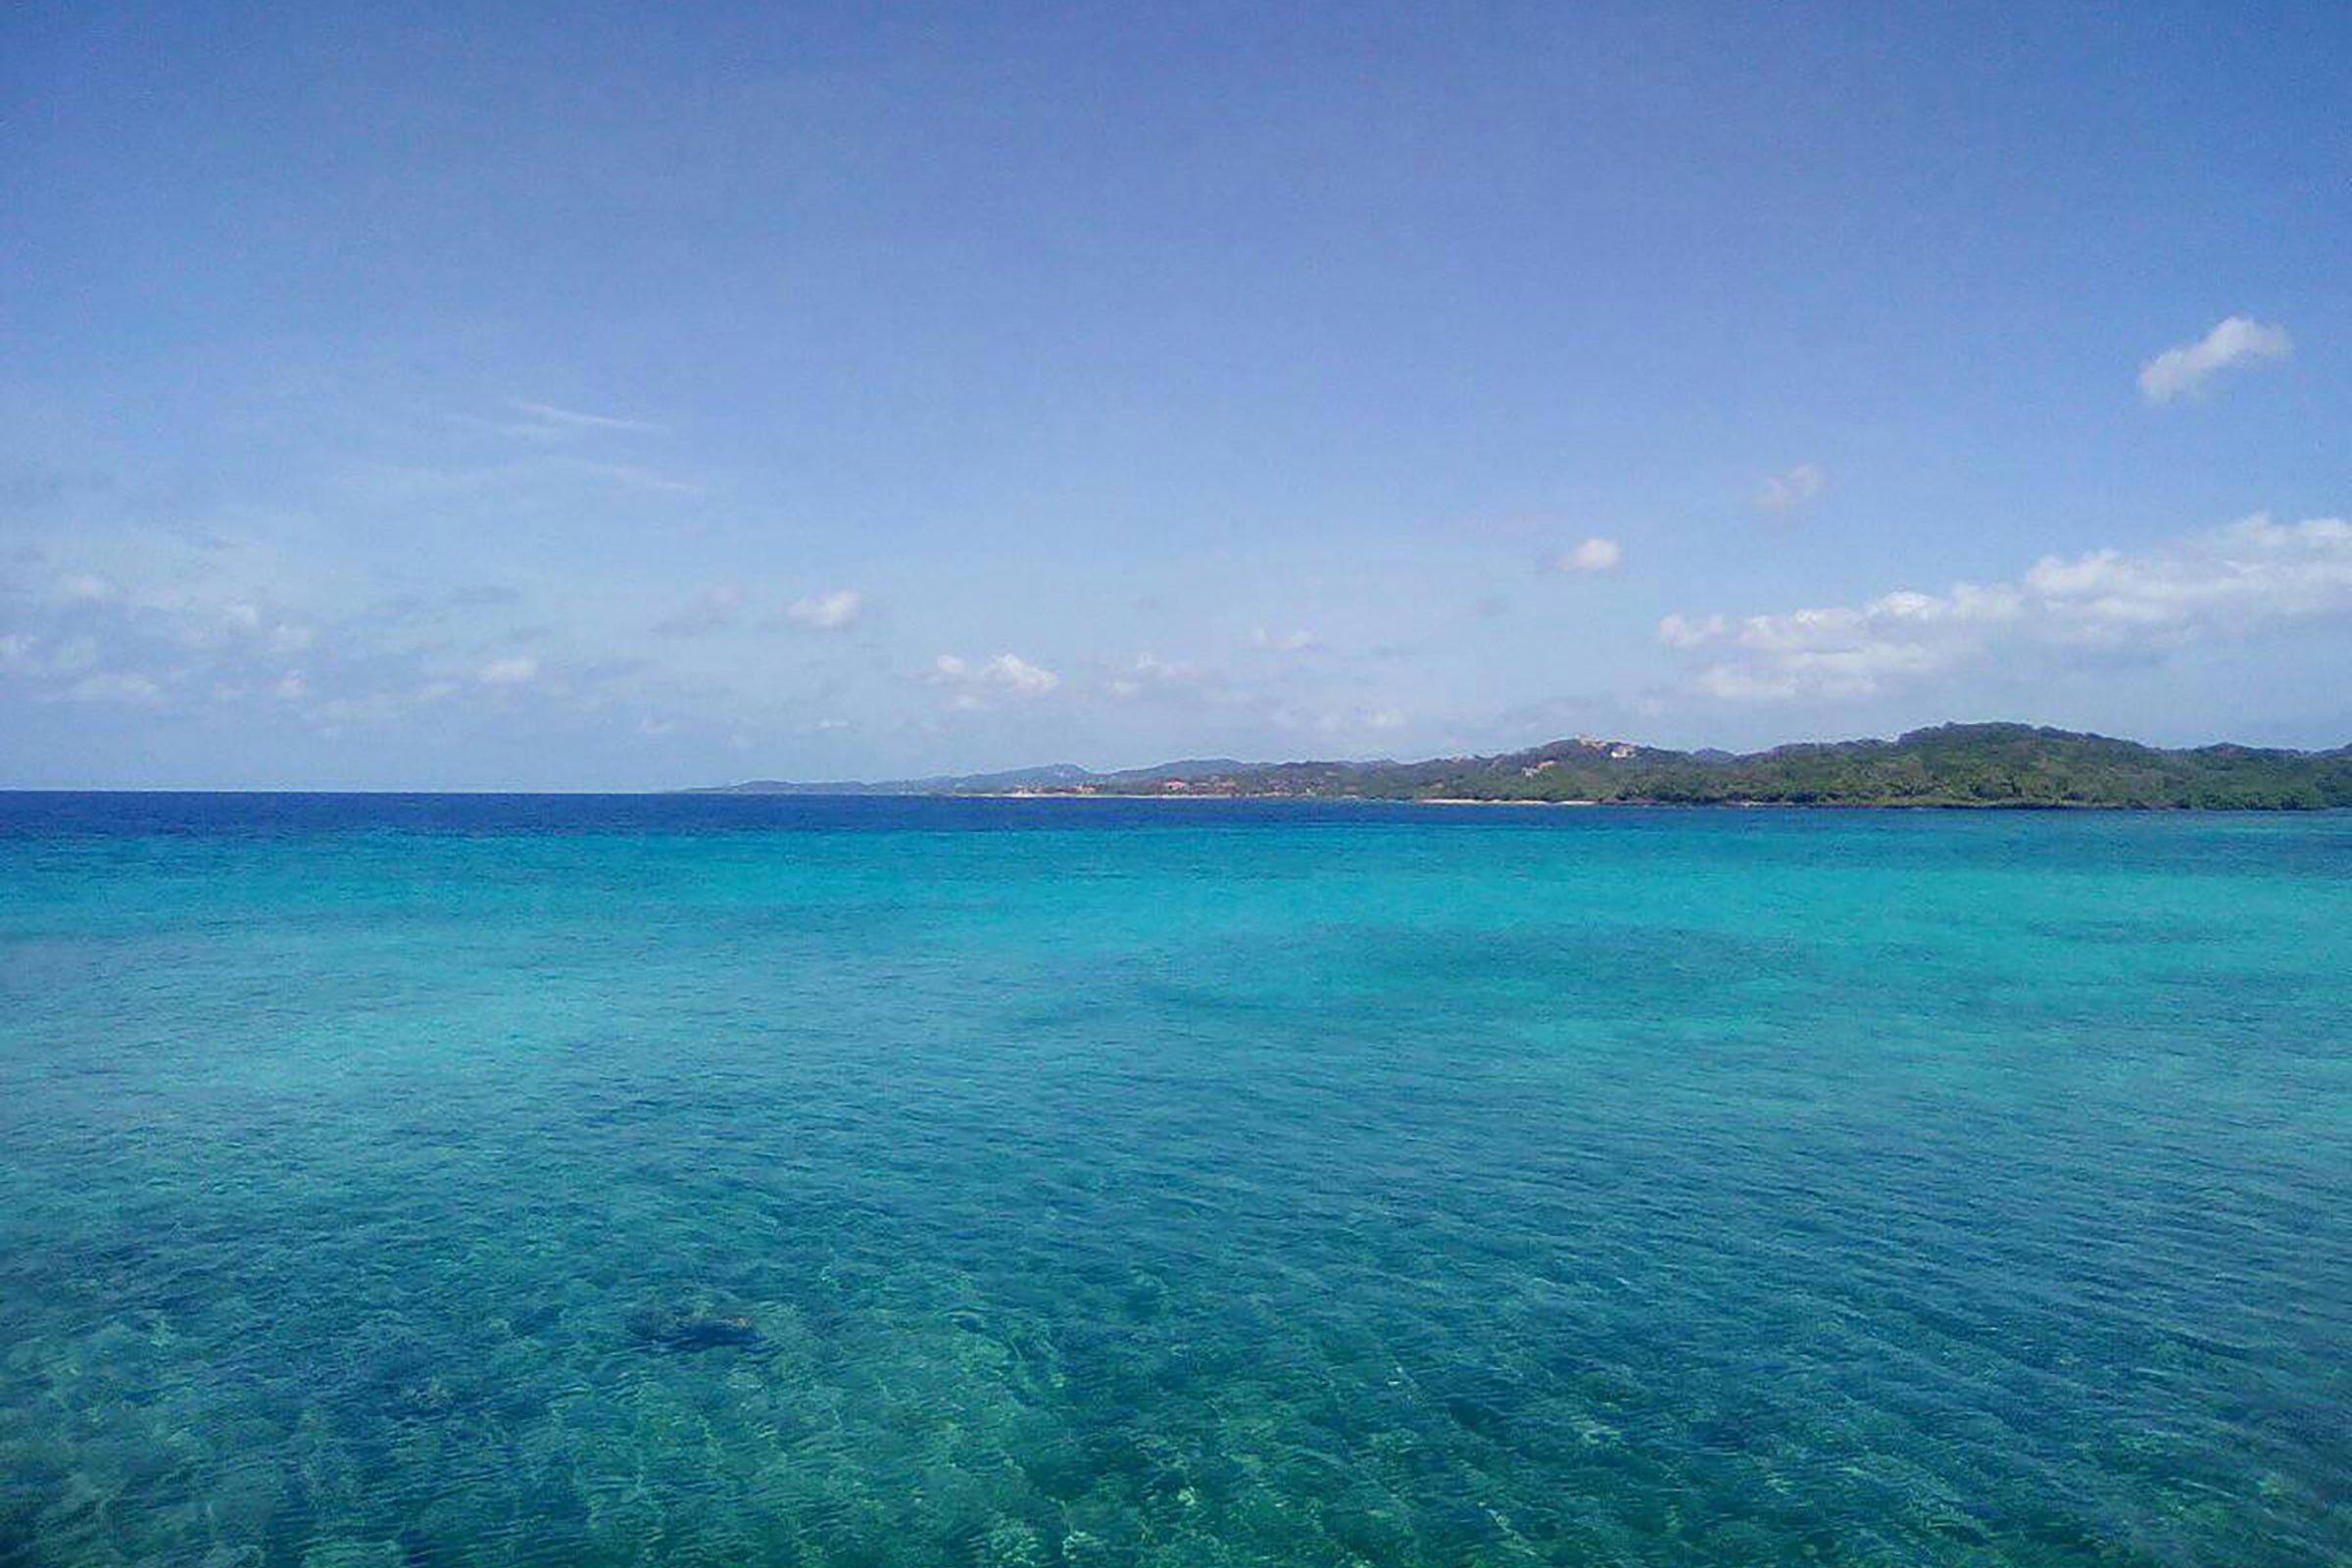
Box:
[1023, 724, 2352, 808]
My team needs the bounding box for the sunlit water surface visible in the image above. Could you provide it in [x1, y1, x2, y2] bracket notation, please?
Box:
[1, 795, 2345, 1567]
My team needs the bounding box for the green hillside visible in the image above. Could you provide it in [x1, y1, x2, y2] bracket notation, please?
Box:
[1020, 724, 2352, 808]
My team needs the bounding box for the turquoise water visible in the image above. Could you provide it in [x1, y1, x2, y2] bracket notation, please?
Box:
[1, 797, 2345, 1568]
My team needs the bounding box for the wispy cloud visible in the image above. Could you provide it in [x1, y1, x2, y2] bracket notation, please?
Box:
[787, 589, 861, 630]
[1107, 653, 1204, 699]
[2138, 317, 2292, 404]
[477, 657, 539, 686]
[0, 530, 712, 755]
[339, 456, 703, 503]
[553, 460, 704, 498]
[1247, 626, 1319, 651]
[57, 572, 116, 602]
[506, 400, 665, 437]
[1756, 464, 1824, 516]
[1661, 514, 2352, 701]
[1314, 706, 1407, 737]
[59, 670, 164, 705]
[653, 586, 745, 637]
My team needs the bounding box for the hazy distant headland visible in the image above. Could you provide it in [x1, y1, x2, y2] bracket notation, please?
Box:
[698, 723, 2352, 809]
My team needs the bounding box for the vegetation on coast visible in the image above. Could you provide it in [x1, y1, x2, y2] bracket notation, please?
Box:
[706, 723, 2352, 809]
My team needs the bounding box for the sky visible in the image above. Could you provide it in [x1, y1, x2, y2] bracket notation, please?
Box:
[2, 1, 2346, 788]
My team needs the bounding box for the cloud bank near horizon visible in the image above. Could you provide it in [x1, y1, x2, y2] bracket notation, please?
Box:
[1659, 514, 2352, 703]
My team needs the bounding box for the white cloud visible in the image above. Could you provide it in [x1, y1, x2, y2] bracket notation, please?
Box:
[1, 536, 680, 736]
[1315, 706, 1408, 736]
[982, 654, 1058, 695]
[1657, 612, 1727, 649]
[787, 589, 861, 630]
[1107, 654, 1202, 699]
[57, 573, 115, 602]
[1248, 627, 1319, 651]
[1756, 464, 1825, 515]
[929, 652, 1060, 703]
[1553, 537, 1623, 574]
[2137, 317, 2292, 404]
[1662, 514, 2351, 701]
[61, 671, 163, 704]
[2021, 515, 2350, 633]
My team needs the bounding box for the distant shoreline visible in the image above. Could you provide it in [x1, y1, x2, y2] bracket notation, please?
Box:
[931, 792, 2286, 810]
[2, 789, 2344, 811]
[701, 723, 2351, 810]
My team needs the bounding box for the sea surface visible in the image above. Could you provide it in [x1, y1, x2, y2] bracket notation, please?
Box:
[0, 795, 2345, 1568]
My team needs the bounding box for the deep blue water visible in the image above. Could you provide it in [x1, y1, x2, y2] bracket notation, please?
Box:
[1, 795, 2345, 1567]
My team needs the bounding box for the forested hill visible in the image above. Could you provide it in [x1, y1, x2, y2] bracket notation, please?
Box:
[974, 724, 2352, 808]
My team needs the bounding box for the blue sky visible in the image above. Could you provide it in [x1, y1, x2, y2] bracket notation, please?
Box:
[3, 2, 2345, 788]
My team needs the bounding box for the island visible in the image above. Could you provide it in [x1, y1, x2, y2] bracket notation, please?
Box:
[700, 723, 2352, 809]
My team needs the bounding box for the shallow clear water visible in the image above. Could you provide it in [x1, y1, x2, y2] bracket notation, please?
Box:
[0, 795, 2345, 1567]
